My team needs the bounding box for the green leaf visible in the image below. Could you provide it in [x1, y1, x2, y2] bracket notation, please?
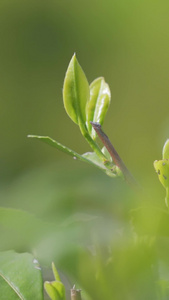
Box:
[0, 251, 43, 300]
[28, 135, 121, 178]
[44, 263, 66, 300]
[52, 262, 61, 282]
[163, 139, 169, 159]
[101, 146, 112, 162]
[82, 151, 118, 177]
[28, 135, 84, 159]
[44, 282, 61, 300]
[63, 54, 90, 126]
[86, 77, 111, 140]
[28, 135, 109, 172]
[44, 281, 65, 300]
[0, 207, 47, 251]
[82, 151, 109, 170]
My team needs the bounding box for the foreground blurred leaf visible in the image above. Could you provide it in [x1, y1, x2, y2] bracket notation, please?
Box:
[0, 251, 43, 300]
[63, 54, 90, 126]
[0, 207, 47, 250]
[77, 239, 158, 300]
[131, 206, 169, 236]
[159, 280, 169, 299]
[86, 77, 111, 140]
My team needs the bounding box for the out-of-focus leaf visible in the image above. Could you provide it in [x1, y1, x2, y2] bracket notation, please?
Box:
[44, 263, 65, 300]
[153, 159, 169, 206]
[154, 160, 169, 189]
[63, 54, 90, 126]
[163, 139, 169, 159]
[0, 207, 47, 250]
[86, 77, 111, 140]
[78, 239, 158, 300]
[158, 280, 169, 299]
[154, 140, 169, 207]
[0, 251, 43, 300]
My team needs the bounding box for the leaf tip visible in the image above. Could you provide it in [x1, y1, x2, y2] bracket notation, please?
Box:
[70, 52, 77, 65]
[27, 134, 34, 138]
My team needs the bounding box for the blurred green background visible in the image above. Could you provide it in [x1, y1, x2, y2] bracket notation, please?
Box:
[1, 1, 169, 298]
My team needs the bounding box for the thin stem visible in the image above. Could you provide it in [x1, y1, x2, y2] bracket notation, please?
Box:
[79, 121, 107, 162]
[91, 122, 138, 188]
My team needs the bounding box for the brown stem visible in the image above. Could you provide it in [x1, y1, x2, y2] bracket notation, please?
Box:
[71, 285, 82, 300]
[90, 122, 138, 188]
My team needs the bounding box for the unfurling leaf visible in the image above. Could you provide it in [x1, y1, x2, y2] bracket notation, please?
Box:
[63, 54, 90, 126]
[86, 77, 111, 140]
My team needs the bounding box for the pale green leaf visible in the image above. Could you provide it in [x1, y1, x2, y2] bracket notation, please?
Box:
[82, 151, 117, 177]
[82, 151, 108, 170]
[63, 54, 90, 126]
[86, 77, 111, 140]
[0, 251, 43, 300]
[101, 146, 112, 162]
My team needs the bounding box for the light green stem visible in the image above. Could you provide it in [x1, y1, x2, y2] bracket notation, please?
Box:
[79, 122, 107, 162]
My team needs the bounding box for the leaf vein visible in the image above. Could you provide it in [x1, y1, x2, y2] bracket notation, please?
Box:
[0, 272, 24, 300]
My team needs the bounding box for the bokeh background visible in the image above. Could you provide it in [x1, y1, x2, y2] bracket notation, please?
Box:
[1, 0, 169, 298]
